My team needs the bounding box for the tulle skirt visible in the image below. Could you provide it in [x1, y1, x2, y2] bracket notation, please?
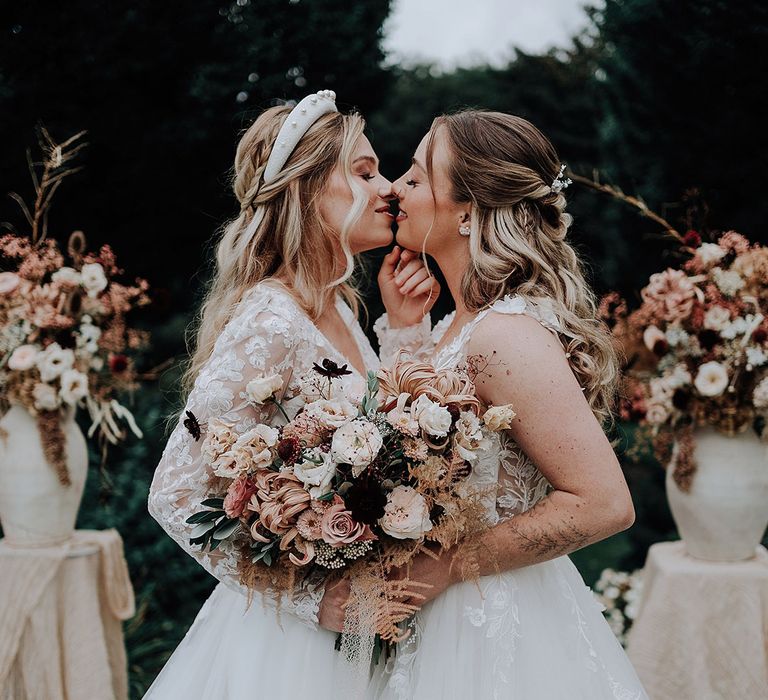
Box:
[367, 555, 648, 700]
[144, 556, 648, 699]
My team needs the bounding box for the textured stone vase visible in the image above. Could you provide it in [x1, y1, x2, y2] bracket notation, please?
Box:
[667, 427, 768, 561]
[0, 404, 88, 547]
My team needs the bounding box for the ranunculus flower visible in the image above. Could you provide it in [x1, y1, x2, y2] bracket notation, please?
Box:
[379, 486, 433, 540]
[694, 361, 729, 397]
[0, 271, 20, 295]
[292, 447, 337, 499]
[244, 373, 283, 404]
[59, 368, 89, 405]
[32, 382, 60, 411]
[7, 344, 38, 371]
[320, 495, 375, 547]
[331, 418, 383, 476]
[202, 418, 239, 474]
[51, 267, 82, 287]
[223, 475, 257, 518]
[454, 410, 490, 462]
[81, 262, 108, 298]
[411, 394, 452, 437]
[483, 404, 517, 431]
[386, 393, 419, 436]
[304, 397, 357, 429]
[229, 424, 280, 475]
[36, 342, 75, 382]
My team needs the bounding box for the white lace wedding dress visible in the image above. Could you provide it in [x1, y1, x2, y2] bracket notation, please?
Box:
[144, 281, 380, 698]
[367, 295, 649, 700]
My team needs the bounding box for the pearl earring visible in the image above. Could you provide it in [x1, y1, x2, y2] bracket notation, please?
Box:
[459, 224, 471, 237]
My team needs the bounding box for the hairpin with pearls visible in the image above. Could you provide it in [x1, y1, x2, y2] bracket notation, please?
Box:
[551, 164, 572, 194]
[262, 89, 338, 185]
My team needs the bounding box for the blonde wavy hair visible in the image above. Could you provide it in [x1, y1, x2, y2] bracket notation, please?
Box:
[427, 110, 619, 423]
[179, 105, 368, 404]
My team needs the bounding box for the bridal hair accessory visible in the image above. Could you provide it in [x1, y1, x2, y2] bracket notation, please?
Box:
[459, 223, 471, 236]
[262, 89, 338, 184]
[550, 164, 572, 194]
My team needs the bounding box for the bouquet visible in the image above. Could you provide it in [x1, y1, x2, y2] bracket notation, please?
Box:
[0, 130, 151, 485]
[183, 353, 514, 654]
[602, 230, 768, 489]
[593, 567, 644, 647]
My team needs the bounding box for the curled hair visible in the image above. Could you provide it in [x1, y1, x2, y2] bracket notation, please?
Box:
[427, 110, 618, 423]
[179, 105, 368, 404]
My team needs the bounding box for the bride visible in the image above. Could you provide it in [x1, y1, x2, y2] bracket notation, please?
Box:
[144, 91, 402, 697]
[354, 110, 650, 698]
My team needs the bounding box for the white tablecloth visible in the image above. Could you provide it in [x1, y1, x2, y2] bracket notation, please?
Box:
[627, 540, 768, 700]
[0, 529, 136, 700]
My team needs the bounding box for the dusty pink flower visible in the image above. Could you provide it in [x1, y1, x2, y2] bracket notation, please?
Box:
[0, 272, 20, 295]
[296, 507, 324, 540]
[718, 231, 750, 255]
[320, 495, 375, 547]
[641, 268, 697, 322]
[223, 475, 257, 518]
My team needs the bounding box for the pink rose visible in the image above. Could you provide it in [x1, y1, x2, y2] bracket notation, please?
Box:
[641, 268, 697, 322]
[0, 272, 20, 295]
[223, 476, 257, 518]
[320, 495, 376, 547]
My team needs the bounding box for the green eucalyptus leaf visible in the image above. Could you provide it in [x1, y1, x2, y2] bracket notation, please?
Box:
[213, 519, 241, 539]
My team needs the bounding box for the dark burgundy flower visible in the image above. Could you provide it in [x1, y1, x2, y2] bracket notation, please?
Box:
[652, 339, 670, 356]
[698, 329, 720, 351]
[672, 389, 691, 411]
[343, 479, 387, 525]
[683, 230, 702, 248]
[312, 358, 353, 379]
[752, 327, 768, 345]
[109, 354, 129, 373]
[277, 436, 302, 465]
[429, 503, 445, 524]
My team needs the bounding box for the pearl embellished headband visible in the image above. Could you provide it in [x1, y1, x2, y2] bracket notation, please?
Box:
[262, 89, 338, 185]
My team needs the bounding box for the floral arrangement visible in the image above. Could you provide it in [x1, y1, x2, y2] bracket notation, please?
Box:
[602, 230, 768, 490]
[183, 354, 513, 651]
[0, 131, 151, 485]
[592, 567, 644, 647]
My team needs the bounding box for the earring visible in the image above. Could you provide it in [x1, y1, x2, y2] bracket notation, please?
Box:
[459, 224, 471, 237]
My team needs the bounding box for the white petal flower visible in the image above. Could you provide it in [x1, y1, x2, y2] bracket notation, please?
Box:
[411, 394, 452, 437]
[59, 368, 89, 405]
[330, 418, 383, 475]
[7, 344, 38, 371]
[52, 266, 82, 287]
[694, 361, 729, 397]
[292, 447, 337, 499]
[81, 262, 108, 298]
[483, 404, 517, 431]
[696, 242, 726, 267]
[244, 373, 283, 404]
[378, 485, 433, 540]
[32, 382, 60, 411]
[36, 342, 75, 382]
[304, 397, 357, 429]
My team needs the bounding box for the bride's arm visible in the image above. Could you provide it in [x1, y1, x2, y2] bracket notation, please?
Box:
[397, 312, 635, 600]
[374, 247, 439, 364]
[147, 294, 325, 628]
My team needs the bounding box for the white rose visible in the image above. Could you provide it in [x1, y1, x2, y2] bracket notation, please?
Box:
[36, 342, 75, 382]
[696, 242, 726, 267]
[379, 485, 433, 540]
[7, 344, 38, 371]
[293, 447, 337, 499]
[331, 418, 383, 476]
[694, 361, 729, 397]
[386, 393, 419, 436]
[81, 262, 108, 298]
[32, 382, 60, 411]
[244, 373, 283, 404]
[52, 266, 82, 287]
[703, 306, 731, 331]
[645, 401, 670, 425]
[59, 368, 89, 405]
[228, 424, 280, 475]
[77, 323, 101, 354]
[411, 394, 452, 437]
[483, 404, 517, 431]
[304, 397, 357, 429]
[453, 410, 490, 462]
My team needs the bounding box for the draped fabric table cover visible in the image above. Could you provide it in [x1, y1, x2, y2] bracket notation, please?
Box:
[0, 529, 136, 700]
[627, 540, 768, 700]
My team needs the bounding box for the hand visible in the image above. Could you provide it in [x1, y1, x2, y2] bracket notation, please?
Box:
[317, 576, 351, 633]
[388, 546, 458, 611]
[378, 246, 440, 328]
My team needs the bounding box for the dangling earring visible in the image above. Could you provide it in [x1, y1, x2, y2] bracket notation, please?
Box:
[459, 224, 471, 237]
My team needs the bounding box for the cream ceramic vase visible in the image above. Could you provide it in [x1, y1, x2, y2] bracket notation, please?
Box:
[667, 427, 768, 561]
[0, 404, 88, 547]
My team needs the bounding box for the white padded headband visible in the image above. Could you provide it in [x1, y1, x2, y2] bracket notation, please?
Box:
[262, 89, 338, 185]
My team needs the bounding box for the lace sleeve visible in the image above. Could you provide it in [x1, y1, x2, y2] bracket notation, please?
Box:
[373, 312, 433, 365]
[147, 288, 324, 628]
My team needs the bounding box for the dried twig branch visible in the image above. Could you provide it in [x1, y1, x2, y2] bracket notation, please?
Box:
[567, 168, 684, 243]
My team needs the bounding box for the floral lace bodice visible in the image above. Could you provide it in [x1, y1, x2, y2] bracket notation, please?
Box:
[148, 282, 378, 628]
[375, 295, 561, 524]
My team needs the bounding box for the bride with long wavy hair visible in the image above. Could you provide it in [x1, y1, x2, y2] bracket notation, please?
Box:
[145, 91, 398, 698]
[355, 110, 649, 698]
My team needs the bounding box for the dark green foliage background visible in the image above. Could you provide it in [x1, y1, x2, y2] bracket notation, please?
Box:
[1, 1, 766, 695]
